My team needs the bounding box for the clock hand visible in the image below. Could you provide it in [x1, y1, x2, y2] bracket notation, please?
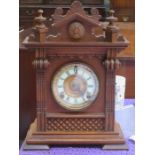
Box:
[74, 65, 78, 74]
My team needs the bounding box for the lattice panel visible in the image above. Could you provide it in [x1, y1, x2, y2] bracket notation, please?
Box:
[46, 118, 105, 132]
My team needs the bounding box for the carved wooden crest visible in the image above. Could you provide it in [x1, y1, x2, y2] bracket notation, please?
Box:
[23, 0, 129, 44]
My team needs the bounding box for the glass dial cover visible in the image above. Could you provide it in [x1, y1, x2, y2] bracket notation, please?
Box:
[52, 63, 99, 111]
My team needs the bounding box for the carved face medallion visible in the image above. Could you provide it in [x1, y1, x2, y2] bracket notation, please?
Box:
[52, 63, 99, 111]
[68, 22, 85, 40]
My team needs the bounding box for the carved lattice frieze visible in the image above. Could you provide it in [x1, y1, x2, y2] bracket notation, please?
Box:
[46, 118, 105, 132]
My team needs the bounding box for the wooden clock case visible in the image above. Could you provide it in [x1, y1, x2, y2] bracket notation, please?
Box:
[22, 1, 129, 149]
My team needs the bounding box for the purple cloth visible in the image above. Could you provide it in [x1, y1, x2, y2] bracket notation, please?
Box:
[20, 99, 135, 155]
[20, 141, 134, 155]
[124, 99, 135, 106]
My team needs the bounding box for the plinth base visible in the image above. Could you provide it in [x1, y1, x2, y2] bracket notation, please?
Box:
[24, 119, 127, 150]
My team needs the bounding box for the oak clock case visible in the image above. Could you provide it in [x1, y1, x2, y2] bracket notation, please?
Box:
[22, 1, 129, 149]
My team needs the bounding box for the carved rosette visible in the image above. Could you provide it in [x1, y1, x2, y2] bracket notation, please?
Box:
[68, 22, 86, 40]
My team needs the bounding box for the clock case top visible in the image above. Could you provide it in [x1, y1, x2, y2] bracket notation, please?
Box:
[22, 0, 129, 146]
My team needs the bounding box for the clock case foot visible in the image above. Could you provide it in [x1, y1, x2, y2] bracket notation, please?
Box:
[25, 119, 127, 150]
[22, 120, 50, 150]
[102, 143, 128, 150]
[22, 141, 50, 150]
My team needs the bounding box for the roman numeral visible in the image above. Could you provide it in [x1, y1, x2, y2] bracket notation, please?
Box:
[66, 96, 70, 101]
[87, 77, 91, 81]
[82, 97, 86, 101]
[74, 99, 78, 103]
[60, 77, 65, 80]
[58, 85, 63, 88]
[66, 71, 70, 76]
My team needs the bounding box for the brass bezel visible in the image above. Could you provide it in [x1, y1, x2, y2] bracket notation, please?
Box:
[51, 62, 99, 111]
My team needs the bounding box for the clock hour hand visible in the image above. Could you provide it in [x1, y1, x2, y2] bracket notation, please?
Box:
[74, 65, 78, 74]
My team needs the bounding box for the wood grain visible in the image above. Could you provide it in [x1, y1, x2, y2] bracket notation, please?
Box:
[20, 1, 131, 146]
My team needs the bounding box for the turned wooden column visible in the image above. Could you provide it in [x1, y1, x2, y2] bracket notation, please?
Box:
[104, 51, 121, 131]
[33, 48, 50, 131]
[32, 10, 49, 131]
[104, 10, 121, 131]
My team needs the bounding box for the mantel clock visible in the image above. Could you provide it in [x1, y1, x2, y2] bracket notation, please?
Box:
[22, 1, 129, 149]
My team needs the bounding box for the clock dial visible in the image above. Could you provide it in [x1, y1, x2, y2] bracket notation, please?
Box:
[52, 63, 99, 111]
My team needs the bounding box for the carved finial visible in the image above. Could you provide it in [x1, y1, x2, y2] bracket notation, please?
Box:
[51, 7, 64, 23]
[105, 10, 119, 42]
[54, 7, 63, 15]
[91, 8, 99, 15]
[33, 9, 48, 42]
[34, 9, 47, 28]
[72, 1, 82, 8]
[65, 0, 86, 16]
[106, 10, 118, 29]
[91, 8, 101, 21]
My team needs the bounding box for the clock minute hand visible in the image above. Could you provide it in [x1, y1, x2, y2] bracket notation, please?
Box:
[74, 66, 78, 74]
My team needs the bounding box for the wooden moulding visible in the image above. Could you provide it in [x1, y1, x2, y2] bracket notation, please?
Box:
[45, 113, 105, 118]
[25, 119, 126, 146]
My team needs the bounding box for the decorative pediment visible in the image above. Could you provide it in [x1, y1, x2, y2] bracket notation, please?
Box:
[52, 1, 101, 25]
[23, 0, 129, 45]
[52, 13, 100, 28]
